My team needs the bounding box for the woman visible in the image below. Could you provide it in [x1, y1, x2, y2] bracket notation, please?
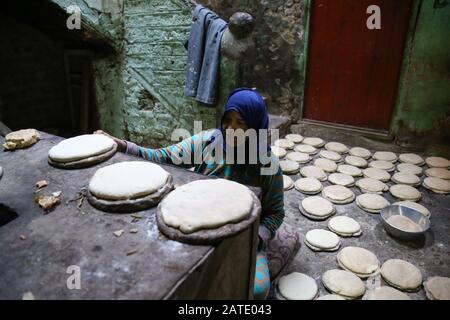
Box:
[96, 88, 284, 299]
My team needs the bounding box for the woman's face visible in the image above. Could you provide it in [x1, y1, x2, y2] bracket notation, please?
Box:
[222, 111, 249, 147]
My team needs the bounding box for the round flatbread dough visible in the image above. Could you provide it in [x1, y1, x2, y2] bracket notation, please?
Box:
[363, 167, 391, 182]
[399, 153, 424, 166]
[424, 276, 450, 300]
[300, 196, 335, 220]
[49, 134, 115, 163]
[274, 139, 294, 150]
[356, 194, 390, 213]
[325, 142, 349, 154]
[397, 163, 423, 176]
[283, 175, 294, 191]
[322, 269, 365, 299]
[337, 246, 380, 278]
[373, 151, 398, 162]
[391, 172, 421, 186]
[316, 294, 346, 300]
[285, 133, 304, 144]
[286, 151, 310, 163]
[337, 164, 362, 177]
[422, 177, 450, 194]
[349, 147, 371, 159]
[389, 184, 421, 201]
[277, 272, 318, 300]
[300, 165, 327, 181]
[356, 178, 388, 194]
[322, 185, 355, 204]
[425, 167, 450, 180]
[294, 144, 318, 154]
[89, 161, 170, 200]
[160, 179, 253, 234]
[319, 150, 342, 162]
[380, 259, 422, 292]
[393, 201, 430, 218]
[294, 177, 323, 194]
[314, 158, 338, 173]
[425, 156, 450, 168]
[328, 173, 355, 187]
[305, 229, 340, 251]
[365, 286, 411, 300]
[303, 137, 325, 148]
[279, 160, 300, 174]
[271, 146, 287, 158]
[369, 160, 395, 172]
[328, 216, 361, 237]
[344, 155, 368, 168]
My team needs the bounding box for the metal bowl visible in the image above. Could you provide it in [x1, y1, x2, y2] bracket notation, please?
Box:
[380, 204, 430, 241]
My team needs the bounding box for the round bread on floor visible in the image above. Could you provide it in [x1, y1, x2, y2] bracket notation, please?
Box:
[425, 156, 450, 168]
[300, 196, 335, 220]
[373, 151, 398, 162]
[277, 272, 318, 300]
[285, 133, 304, 144]
[325, 142, 348, 154]
[337, 164, 362, 177]
[391, 172, 421, 186]
[316, 294, 346, 300]
[424, 276, 450, 300]
[389, 184, 421, 201]
[363, 167, 391, 182]
[337, 246, 380, 278]
[286, 151, 310, 163]
[399, 153, 424, 166]
[425, 167, 450, 180]
[300, 165, 327, 181]
[328, 216, 361, 237]
[314, 158, 338, 173]
[344, 155, 368, 168]
[283, 175, 294, 191]
[322, 185, 355, 204]
[369, 160, 395, 172]
[294, 144, 318, 154]
[294, 177, 323, 194]
[397, 163, 423, 176]
[305, 229, 340, 251]
[319, 150, 342, 162]
[279, 160, 300, 174]
[356, 178, 388, 194]
[271, 146, 287, 158]
[393, 201, 430, 218]
[365, 286, 411, 300]
[328, 173, 355, 187]
[356, 194, 389, 213]
[380, 259, 422, 292]
[303, 137, 325, 148]
[422, 177, 450, 194]
[274, 139, 294, 150]
[322, 269, 365, 299]
[349, 147, 371, 159]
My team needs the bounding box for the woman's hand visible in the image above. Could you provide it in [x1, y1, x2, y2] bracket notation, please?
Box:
[94, 130, 127, 152]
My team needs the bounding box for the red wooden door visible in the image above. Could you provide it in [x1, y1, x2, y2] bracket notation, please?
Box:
[304, 0, 413, 131]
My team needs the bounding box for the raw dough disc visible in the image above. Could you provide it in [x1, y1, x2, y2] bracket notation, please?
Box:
[425, 156, 450, 168]
[294, 177, 323, 194]
[286, 151, 310, 163]
[422, 177, 450, 194]
[300, 165, 327, 181]
[328, 173, 355, 187]
[325, 142, 349, 154]
[322, 185, 355, 204]
[380, 259, 422, 292]
[89, 161, 170, 200]
[279, 160, 300, 174]
[369, 160, 395, 172]
[316, 294, 346, 300]
[283, 175, 294, 191]
[3, 129, 40, 150]
[425, 167, 450, 180]
[424, 276, 450, 300]
[362, 167, 391, 182]
[305, 229, 340, 251]
[389, 184, 421, 201]
[314, 158, 338, 173]
[349, 147, 371, 159]
[365, 286, 411, 300]
[285, 133, 304, 144]
[277, 272, 318, 300]
[355, 178, 388, 194]
[271, 146, 287, 158]
[49, 134, 115, 163]
[397, 163, 423, 176]
[344, 155, 368, 168]
[328, 216, 361, 237]
[319, 150, 342, 162]
[294, 144, 318, 154]
[399, 153, 424, 166]
[373, 151, 398, 163]
[337, 164, 362, 177]
[300, 196, 335, 220]
[356, 193, 390, 213]
[160, 179, 253, 234]
[322, 269, 365, 299]
[274, 139, 294, 150]
[391, 172, 421, 186]
[303, 137, 325, 148]
[393, 201, 430, 218]
[337, 246, 380, 278]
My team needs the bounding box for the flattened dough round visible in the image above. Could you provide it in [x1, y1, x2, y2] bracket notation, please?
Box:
[279, 160, 300, 174]
[271, 146, 287, 158]
[300, 196, 334, 218]
[316, 294, 346, 300]
[363, 167, 391, 182]
[365, 286, 411, 300]
[425, 167, 450, 180]
[328, 216, 361, 236]
[300, 165, 327, 181]
[345, 155, 368, 168]
[294, 144, 318, 154]
[285, 133, 304, 144]
[399, 153, 424, 166]
[393, 201, 430, 218]
[425, 156, 450, 168]
[397, 163, 423, 176]
[373, 151, 397, 162]
[380, 259, 422, 292]
[337, 164, 362, 177]
[356, 193, 389, 213]
[349, 147, 371, 159]
[303, 137, 325, 147]
[319, 150, 342, 162]
[314, 158, 338, 173]
[277, 272, 318, 300]
[305, 229, 340, 250]
[422, 177, 450, 194]
[286, 151, 310, 163]
[322, 269, 365, 298]
[391, 172, 421, 186]
[328, 173, 355, 187]
[325, 142, 348, 154]
[322, 185, 355, 204]
[356, 178, 388, 194]
[283, 175, 294, 191]
[424, 276, 450, 300]
[274, 139, 294, 150]
[294, 177, 323, 194]
[389, 184, 421, 201]
[369, 160, 395, 172]
[337, 246, 380, 278]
